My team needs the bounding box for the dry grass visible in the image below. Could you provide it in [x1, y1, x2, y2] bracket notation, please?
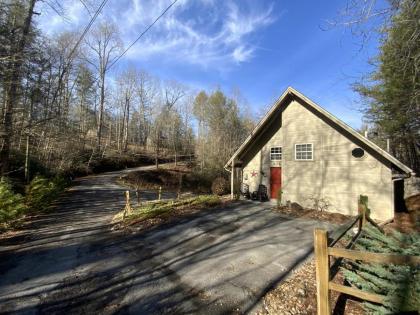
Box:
[112, 195, 227, 231]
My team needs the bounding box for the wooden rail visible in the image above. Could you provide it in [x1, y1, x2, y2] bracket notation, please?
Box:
[314, 195, 420, 315]
[328, 247, 420, 266]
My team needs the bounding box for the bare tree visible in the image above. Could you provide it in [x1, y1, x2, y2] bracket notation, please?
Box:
[116, 68, 137, 152]
[136, 70, 158, 149]
[84, 21, 121, 152]
[323, 0, 401, 47]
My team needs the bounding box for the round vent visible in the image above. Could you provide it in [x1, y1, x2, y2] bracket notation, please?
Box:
[352, 147, 365, 158]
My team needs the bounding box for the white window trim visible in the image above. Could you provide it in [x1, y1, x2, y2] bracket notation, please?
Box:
[295, 143, 313, 161]
[270, 146, 282, 161]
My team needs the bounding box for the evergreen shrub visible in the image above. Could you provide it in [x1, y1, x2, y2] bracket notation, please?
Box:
[342, 225, 420, 314]
[0, 178, 27, 226]
[25, 175, 69, 211]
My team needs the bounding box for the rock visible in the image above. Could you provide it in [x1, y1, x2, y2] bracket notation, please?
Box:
[297, 288, 306, 296]
[290, 202, 304, 210]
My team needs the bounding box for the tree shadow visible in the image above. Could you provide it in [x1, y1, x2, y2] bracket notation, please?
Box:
[0, 198, 333, 314]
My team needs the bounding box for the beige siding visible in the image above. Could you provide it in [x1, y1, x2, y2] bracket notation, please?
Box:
[242, 99, 394, 221]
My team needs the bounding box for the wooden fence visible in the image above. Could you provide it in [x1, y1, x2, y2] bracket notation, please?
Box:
[314, 195, 420, 315]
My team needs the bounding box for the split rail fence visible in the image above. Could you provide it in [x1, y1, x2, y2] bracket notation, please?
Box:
[314, 195, 420, 315]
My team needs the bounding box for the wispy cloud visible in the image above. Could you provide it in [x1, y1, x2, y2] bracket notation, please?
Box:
[120, 0, 275, 67]
[37, 0, 276, 69]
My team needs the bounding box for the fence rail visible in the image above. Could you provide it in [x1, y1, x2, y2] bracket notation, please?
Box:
[314, 195, 420, 315]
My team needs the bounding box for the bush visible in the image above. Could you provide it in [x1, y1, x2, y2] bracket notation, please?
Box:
[0, 178, 27, 226]
[25, 175, 69, 211]
[211, 177, 228, 195]
[342, 225, 420, 314]
[184, 172, 212, 193]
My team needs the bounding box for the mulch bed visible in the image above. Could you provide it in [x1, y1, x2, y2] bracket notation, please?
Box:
[258, 259, 365, 315]
[273, 205, 353, 225]
[385, 212, 419, 233]
[260, 205, 419, 314]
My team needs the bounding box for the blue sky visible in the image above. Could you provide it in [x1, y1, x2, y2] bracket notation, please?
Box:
[36, 0, 385, 128]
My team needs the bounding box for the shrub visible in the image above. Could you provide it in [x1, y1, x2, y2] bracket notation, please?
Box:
[211, 177, 228, 195]
[25, 175, 69, 211]
[342, 225, 420, 314]
[0, 178, 27, 225]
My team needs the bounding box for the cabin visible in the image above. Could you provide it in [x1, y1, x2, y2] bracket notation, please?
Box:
[225, 87, 414, 221]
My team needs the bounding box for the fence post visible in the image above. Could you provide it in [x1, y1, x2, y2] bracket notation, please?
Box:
[358, 195, 368, 227]
[123, 190, 132, 219]
[158, 186, 162, 200]
[314, 228, 331, 315]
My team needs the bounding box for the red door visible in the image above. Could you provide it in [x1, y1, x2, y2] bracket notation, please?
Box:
[270, 167, 281, 199]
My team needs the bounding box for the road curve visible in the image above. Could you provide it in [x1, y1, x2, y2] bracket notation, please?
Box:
[1, 165, 331, 315]
[0, 164, 196, 315]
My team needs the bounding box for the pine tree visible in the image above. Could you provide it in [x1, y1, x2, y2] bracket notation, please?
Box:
[341, 225, 420, 314]
[354, 0, 420, 173]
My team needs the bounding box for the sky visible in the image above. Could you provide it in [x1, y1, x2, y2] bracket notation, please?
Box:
[36, 0, 386, 129]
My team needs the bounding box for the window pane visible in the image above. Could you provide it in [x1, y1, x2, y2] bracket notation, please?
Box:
[295, 143, 313, 160]
[271, 147, 282, 160]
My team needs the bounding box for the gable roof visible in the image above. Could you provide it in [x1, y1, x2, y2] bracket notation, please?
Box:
[225, 87, 414, 175]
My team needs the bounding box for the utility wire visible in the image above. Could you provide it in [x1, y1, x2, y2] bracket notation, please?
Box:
[67, 0, 110, 64]
[108, 0, 179, 70]
[49, 0, 109, 107]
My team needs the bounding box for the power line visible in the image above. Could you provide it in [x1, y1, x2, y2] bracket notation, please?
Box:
[67, 0, 110, 63]
[49, 0, 109, 107]
[108, 0, 179, 70]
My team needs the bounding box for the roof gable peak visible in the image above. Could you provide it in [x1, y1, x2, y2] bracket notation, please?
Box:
[225, 87, 413, 175]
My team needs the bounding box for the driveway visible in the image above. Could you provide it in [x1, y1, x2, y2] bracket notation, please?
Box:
[0, 166, 331, 314]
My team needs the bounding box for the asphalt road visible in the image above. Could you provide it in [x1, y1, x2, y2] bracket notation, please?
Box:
[0, 166, 331, 314]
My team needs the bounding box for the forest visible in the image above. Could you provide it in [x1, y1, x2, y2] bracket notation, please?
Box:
[0, 0, 255, 226]
[0, 1, 254, 179]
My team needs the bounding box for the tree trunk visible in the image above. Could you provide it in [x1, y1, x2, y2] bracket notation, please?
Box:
[0, 0, 37, 174]
[24, 94, 34, 182]
[155, 131, 159, 169]
[96, 73, 105, 151]
[123, 94, 129, 152]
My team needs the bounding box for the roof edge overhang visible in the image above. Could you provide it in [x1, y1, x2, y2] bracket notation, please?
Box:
[224, 86, 414, 176]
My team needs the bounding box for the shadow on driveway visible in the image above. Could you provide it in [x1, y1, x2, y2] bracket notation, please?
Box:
[0, 167, 332, 314]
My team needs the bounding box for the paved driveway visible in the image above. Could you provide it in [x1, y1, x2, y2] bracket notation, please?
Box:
[121, 201, 332, 314]
[0, 167, 332, 314]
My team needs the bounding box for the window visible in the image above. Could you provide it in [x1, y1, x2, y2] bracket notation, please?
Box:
[352, 147, 365, 158]
[270, 147, 282, 160]
[295, 143, 313, 160]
